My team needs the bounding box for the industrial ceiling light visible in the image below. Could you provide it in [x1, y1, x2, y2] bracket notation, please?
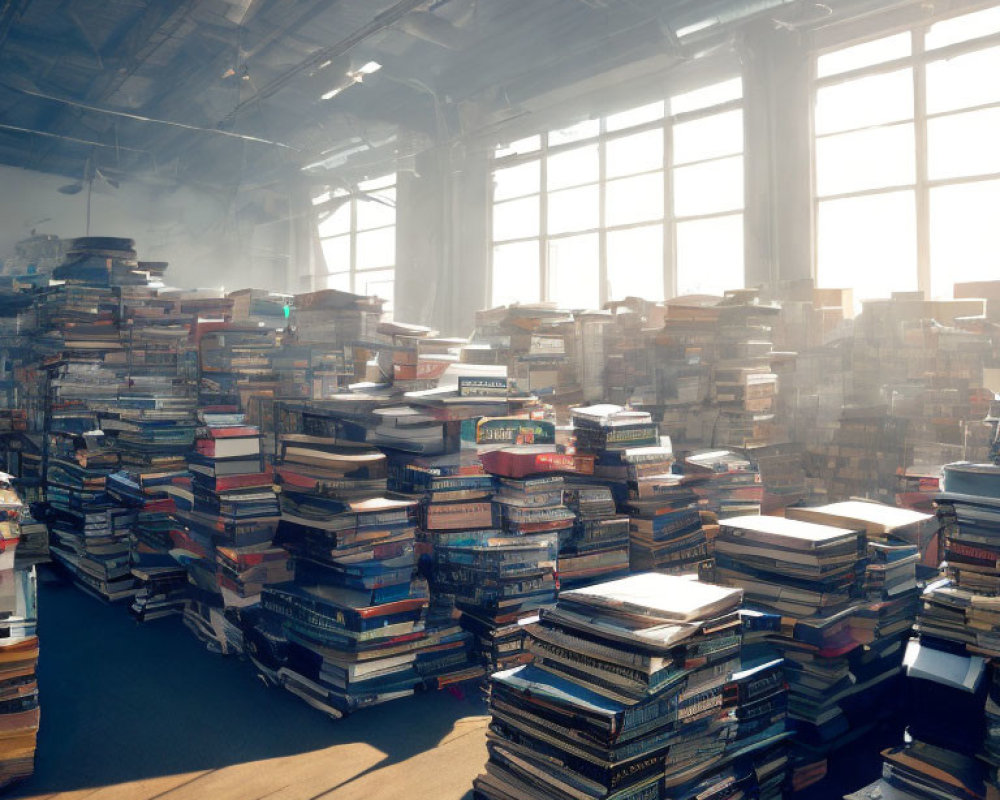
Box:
[352, 61, 383, 78]
[320, 61, 382, 100]
[675, 18, 719, 38]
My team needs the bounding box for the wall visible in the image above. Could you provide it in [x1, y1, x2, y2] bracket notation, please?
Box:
[0, 164, 296, 292]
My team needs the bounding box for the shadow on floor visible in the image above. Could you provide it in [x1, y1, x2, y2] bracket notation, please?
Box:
[11, 568, 486, 798]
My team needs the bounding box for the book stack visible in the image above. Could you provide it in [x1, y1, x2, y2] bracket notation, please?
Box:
[656, 301, 719, 446]
[431, 520, 559, 673]
[706, 514, 912, 791]
[51, 236, 148, 286]
[245, 426, 389, 681]
[13, 510, 47, 569]
[102, 469, 187, 621]
[175, 414, 283, 653]
[473, 573, 791, 800]
[270, 343, 353, 401]
[98, 286, 198, 472]
[469, 304, 580, 405]
[845, 740, 988, 800]
[566, 405, 661, 583]
[0, 476, 39, 789]
[710, 296, 784, 450]
[849, 475, 999, 798]
[785, 499, 938, 577]
[843, 462, 1000, 799]
[559, 483, 631, 589]
[227, 288, 291, 329]
[196, 323, 278, 412]
[747, 442, 809, 514]
[46, 428, 138, 601]
[263, 493, 433, 718]
[245, 413, 482, 713]
[684, 450, 763, 518]
[580, 434, 710, 577]
[802, 404, 904, 505]
[392, 451, 496, 646]
[284, 289, 385, 397]
[0, 553, 38, 790]
[601, 302, 660, 408]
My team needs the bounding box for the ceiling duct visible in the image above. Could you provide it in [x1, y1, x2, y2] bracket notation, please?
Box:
[397, 10, 475, 49]
[670, 0, 799, 39]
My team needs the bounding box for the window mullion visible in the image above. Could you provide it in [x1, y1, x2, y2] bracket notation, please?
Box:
[664, 116, 677, 299]
[913, 28, 931, 297]
[598, 120, 608, 307]
[540, 138, 549, 302]
[350, 196, 358, 294]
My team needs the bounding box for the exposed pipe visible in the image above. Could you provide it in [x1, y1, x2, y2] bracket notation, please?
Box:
[0, 121, 150, 153]
[670, 0, 798, 39]
[5, 85, 299, 149]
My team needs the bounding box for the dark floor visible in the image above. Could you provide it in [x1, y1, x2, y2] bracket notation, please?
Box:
[12, 567, 488, 800]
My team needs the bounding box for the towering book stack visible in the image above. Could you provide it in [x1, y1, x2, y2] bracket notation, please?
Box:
[246, 426, 390, 685]
[263, 489, 432, 718]
[104, 469, 188, 621]
[473, 573, 790, 800]
[567, 405, 661, 584]
[656, 301, 720, 447]
[387, 455, 490, 688]
[35, 241, 194, 602]
[706, 514, 912, 793]
[247, 414, 478, 715]
[455, 433, 595, 671]
[871, 461, 1000, 799]
[99, 286, 198, 472]
[97, 287, 200, 612]
[46, 428, 137, 601]
[0, 478, 38, 789]
[710, 296, 784, 450]
[283, 289, 385, 398]
[196, 323, 278, 412]
[175, 414, 284, 653]
[469, 304, 580, 406]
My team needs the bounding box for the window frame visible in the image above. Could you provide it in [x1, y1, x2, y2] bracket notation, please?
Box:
[488, 85, 746, 309]
[314, 175, 397, 310]
[812, 12, 1000, 300]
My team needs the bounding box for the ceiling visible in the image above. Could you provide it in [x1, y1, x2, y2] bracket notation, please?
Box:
[0, 0, 917, 191]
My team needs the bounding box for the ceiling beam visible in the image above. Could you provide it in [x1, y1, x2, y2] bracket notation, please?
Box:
[218, 0, 428, 125]
[90, 0, 203, 104]
[0, 0, 30, 53]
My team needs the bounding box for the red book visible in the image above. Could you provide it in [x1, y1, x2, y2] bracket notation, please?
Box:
[199, 470, 273, 492]
[479, 446, 595, 479]
[200, 425, 260, 439]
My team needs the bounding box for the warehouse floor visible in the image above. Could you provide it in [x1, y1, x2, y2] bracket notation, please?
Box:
[12, 569, 488, 800]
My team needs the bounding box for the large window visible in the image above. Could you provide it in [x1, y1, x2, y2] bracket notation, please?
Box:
[314, 174, 396, 313]
[814, 6, 1000, 303]
[489, 78, 744, 308]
